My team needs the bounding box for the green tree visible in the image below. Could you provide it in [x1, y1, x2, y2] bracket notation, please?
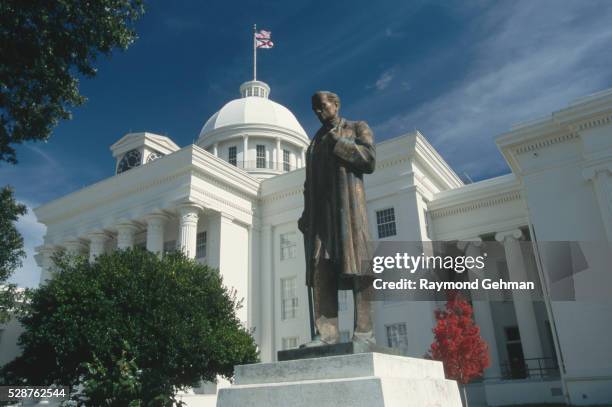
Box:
[1, 249, 259, 406]
[0, 186, 27, 323]
[0, 0, 144, 164]
[79, 340, 144, 407]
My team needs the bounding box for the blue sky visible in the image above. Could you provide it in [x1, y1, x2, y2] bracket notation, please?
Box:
[4, 0, 612, 287]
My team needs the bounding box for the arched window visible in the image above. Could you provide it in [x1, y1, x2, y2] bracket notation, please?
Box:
[117, 149, 142, 174]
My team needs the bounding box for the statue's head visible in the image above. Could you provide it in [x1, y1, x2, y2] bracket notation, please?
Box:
[312, 91, 340, 125]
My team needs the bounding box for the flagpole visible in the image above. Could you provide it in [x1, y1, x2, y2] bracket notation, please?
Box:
[253, 24, 257, 81]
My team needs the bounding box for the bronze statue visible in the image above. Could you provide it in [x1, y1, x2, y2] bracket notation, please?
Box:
[298, 91, 376, 346]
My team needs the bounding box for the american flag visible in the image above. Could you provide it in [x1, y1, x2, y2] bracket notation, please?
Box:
[255, 29, 273, 48]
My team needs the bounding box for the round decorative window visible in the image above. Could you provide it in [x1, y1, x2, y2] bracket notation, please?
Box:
[117, 149, 142, 173]
[146, 151, 164, 163]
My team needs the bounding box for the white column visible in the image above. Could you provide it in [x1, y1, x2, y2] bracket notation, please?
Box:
[37, 245, 57, 283]
[64, 238, 87, 256]
[88, 231, 110, 262]
[458, 239, 502, 379]
[301, 147, 306, 168]
[496, 229, 543, 366]
[116, 222, 139, 249]
[276, 137, 281, 171]
[247, 224, 257, 334]
[213, 143, 219, 157]
[146, 213, 168, 256]
[260, 225, 274, 361]
[243, 135, 249, 168]
[177, 204, 200, 259]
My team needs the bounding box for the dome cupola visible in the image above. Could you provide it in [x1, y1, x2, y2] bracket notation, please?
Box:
[197, 80, 309, 179]
[239, 80, 270, 98]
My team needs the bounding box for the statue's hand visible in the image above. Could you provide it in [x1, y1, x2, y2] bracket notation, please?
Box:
[328, 129, 341, 142]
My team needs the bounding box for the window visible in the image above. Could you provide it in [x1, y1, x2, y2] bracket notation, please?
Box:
[281, 336, 299, 350]
[256, 145, 266, 168]
[283, 149, 291, 172]
[376, 208, 397, 238]
[339, 330, 351, 343]
[338, 290, 348, 311]
[117, 149, 142, 174]
[386, 323, 408, 354]
[196, 231, 207, 259]
[280, 232, 297, 260]
[228, 146, 237, 166]
[504, 325, 527, 379]
[505, 326, 521, 342]
[163, 240, 176, 254]
[281, 277, 298, 320]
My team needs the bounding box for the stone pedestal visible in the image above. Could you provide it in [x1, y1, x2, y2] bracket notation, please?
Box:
[278, 341, 401, 362]
[216, 353, 462, 407]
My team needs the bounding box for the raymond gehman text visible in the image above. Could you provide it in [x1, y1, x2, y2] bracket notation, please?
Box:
[373, 278, 535, 291]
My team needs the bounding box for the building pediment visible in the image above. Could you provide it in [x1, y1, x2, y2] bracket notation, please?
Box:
[110, 132, 180, 158]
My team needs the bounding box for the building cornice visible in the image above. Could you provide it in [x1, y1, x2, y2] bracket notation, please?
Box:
[429, 174, 522, 219]
[497, 88, 612, 174]
[430, 189, 522, 219]
[413, 132, 463, 190]
[513, 132, 579, 155]
[35, 145, 260, 225]
[259, 186, 303, 204]
[190, 185, 254, 216]
[553, 88, 612, 127]
[574, 113, 612, 131]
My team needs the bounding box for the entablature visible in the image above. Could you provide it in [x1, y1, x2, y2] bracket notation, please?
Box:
[428, 174, 528, 240]
[35, 145, 260, 239]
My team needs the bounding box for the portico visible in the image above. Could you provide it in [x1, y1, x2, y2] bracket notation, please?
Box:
[34, 142, 260, 334]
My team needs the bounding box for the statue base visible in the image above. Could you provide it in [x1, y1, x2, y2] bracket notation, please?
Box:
[216, 352, 462, 407]
[277, 341, 402, 361]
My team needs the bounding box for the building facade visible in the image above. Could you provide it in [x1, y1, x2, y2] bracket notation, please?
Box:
[2, 81, 612, 406]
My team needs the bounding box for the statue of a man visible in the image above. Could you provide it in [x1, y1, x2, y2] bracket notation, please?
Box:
[298, 91, 376, 346]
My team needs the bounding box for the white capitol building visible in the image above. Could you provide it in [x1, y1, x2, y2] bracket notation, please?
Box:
[2, 79, 612, 406]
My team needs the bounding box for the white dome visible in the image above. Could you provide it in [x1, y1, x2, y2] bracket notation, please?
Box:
[198, 81, 308, 142]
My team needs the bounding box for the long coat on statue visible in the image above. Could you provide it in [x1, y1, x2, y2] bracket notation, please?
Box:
[299, 118, 376, 289]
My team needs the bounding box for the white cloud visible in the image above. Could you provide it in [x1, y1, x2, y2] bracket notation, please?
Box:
[374, 1, 612, 180]
[376, 70, 394, 91]
[0, 144, 95, 205]
[7, 202, 46, 288]
[368, 69, 395, 91]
